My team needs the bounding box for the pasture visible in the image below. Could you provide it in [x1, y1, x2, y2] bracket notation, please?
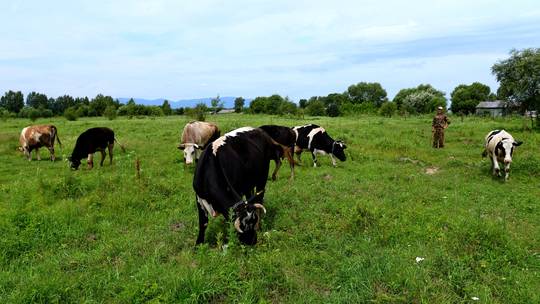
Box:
[0, 114, 538, 303]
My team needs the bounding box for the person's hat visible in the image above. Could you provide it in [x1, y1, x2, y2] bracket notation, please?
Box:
[437, 106, 443, 110]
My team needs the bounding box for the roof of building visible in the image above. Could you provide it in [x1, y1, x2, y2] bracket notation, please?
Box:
[476, 100, 506, 109]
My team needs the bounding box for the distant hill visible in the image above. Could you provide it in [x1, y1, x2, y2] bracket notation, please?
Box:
[117, 97, 252, 109]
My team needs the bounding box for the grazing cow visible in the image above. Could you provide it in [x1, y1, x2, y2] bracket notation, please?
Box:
[19, 125, 62, 161]
[193, 127, 282, 245]
[259, 125, 296, 180]
[68, 127, 123, 170]
[482, 129, 523, 180]
[178, 121, 220, 165]
[293, 124, 347, 167]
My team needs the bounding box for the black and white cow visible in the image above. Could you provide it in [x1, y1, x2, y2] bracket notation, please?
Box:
[482, 129, 523, 180]
[259, 125, 296, 180]
[193, 127, 282, 245]
[293, 124, 347, 167]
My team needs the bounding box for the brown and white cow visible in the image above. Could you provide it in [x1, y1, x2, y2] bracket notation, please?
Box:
[19, 125, 62, 161]
[178, 121, 220, 165]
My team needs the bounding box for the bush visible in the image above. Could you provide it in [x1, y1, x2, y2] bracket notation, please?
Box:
[326, 103, 341, 117]
[379, 102, 397, 117]
[64, 107, 79, 121]
[186, 103, 207, 121]
[104, 105, 117, 120]
[305, 100, 325, 116]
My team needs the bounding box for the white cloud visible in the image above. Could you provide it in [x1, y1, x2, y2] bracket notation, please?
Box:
[0, 0, 539, 100]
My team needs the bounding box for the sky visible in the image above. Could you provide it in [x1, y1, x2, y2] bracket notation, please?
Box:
[1, 0, 539, 102]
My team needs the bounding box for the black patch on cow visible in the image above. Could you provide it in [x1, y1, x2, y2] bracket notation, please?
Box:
[486, 130, 501, 144]
[495, 141, 506, 158]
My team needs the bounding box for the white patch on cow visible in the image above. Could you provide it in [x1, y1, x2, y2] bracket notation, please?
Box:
[212, 127, 255, 155]
[307, 127, 325, 149]
[32, 131, 42, 143]
[197, 196, 218, 218]
[183, 143, 198, 164]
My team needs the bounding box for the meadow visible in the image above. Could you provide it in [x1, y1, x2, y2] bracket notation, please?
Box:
[0, 114, 538, 303]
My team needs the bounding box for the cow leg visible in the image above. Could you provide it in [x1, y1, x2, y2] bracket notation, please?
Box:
[271, 158, 282, 181]
[491, 154, 500, 177]
[24, 147, 31, 161]
[504, 162, 511, 181]
[36, 148, 41, 161]
[285, 146, 295, 180]
[87, 153, 94, 169]
[295, 147, 302, 164]
[196, 198, 209, 245]
[99, 149, 106, 166]
[48, 146, 55, 161]
[108, 143, 114, 165]
[330, 154, 337, 167]
[311, 150, 318, 167]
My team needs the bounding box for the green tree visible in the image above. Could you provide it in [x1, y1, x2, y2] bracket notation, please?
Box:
[393, 84, 446, 112]
[234, 97, 245, 113]
[52, 95, 75, 115]
[450, 82, 492, 115]
[492, 48, 540, 111]
[90, 94, 115, 116]
[306, 99, 326, 116]
[64, 106, 78, 121]
[249, 97, 267, 114]
[104, 105, 118, 120]
[299, 99, 308, 108]
[26, 92, 49, 109]
[161, 100, 172, 115]
[347, 82, 388, 107]
[379, 102, 397, 117]
[0, 90, 24, 113]
[210, 95, 223, 114]
[402, 91, 446, 114]
[187, 103, 207, 121]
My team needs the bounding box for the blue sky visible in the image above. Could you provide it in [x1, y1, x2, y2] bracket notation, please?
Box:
[1, 0, 539, 101]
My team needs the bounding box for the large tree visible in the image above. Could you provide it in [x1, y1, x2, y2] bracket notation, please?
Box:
[52, 95, 75, 115]
[450, 82, 494, 115]
[26, 91, 49, 109]
[347, 82, 388, 107]
[0, 90, 24, 113]
[234, 97, 245, 113]
[89, 94, 115, 116]
[161, 100, 172, 115]
[492, 48, 540, 111]
[210, 95, 223, 114]
[393, 84, 446, 113]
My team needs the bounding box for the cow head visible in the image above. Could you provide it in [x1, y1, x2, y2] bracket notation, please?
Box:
[332, 141, 347, 161]
[233, 203, 266, 245]
[68, 156, 81, 170]
[178, 143, 200, 165]
[496, 139, 523, 164]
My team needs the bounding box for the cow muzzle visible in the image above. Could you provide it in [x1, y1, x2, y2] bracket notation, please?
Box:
[504, 158, 512, 164]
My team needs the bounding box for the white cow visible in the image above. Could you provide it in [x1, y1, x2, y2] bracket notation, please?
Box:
[178, 121, 220, 165]
[482, 130, 523, 180]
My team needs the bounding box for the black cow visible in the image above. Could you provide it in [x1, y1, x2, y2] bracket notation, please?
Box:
[68, 127, 123, 170]
[259, 125, 296, 180]
[293, 124, 347, 167]
[193, 127, 282, 245]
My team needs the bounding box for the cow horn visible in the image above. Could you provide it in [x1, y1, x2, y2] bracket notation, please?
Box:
[193, 144, 200, 149]
[234, 218, 243, 233]
[253, 203, 266, 214]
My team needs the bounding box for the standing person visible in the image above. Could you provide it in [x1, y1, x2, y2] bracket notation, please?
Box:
[432, 106, 450, 148]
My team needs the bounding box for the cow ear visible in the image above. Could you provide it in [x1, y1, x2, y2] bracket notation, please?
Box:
[513, 141, 523, 146]
[178, 144, 185, 150]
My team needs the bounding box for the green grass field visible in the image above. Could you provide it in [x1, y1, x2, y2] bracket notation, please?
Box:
[0, 114, 539, 303]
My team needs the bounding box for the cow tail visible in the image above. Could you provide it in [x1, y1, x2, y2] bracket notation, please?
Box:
[114, 137, 126, 152]
[53, 126, 62, 148]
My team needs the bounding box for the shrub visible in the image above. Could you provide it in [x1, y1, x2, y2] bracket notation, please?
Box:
[379, 102, 397, 117]
[64, 107, 79, 121]
[104, 105, 117, 120]
[305, 100, 325, 116]
[187, 103, 207, 121]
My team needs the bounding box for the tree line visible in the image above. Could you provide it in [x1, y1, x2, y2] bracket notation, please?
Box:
[1, 48, 538, 120]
